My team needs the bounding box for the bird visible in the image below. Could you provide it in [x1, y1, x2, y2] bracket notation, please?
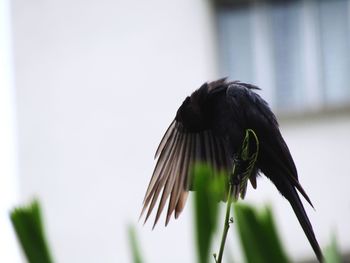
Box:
[140, 78, 323, 262]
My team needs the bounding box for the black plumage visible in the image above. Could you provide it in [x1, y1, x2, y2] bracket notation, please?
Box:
[141, 78, 323, 262]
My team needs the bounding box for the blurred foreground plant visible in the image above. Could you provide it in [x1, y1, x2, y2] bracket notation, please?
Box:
[234, 203, 289, 263]
[129, 161, 342, 263]
[128, 225, 144, 263]
[8, 193, 341, 263]
[192, 164, 226, 263]
[324, 236, 341, 263]
[192, 164, 343, 263]
[10, 200, 54, 263]
[191, 163, 290, 263]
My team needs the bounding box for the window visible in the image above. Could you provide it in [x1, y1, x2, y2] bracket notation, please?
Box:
[216, 0, 350, 113]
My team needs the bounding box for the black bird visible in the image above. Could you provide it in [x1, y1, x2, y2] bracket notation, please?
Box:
[141, 78, 323, 262]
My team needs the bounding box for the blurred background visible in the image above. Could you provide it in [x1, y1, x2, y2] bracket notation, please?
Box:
[1, 0, 349, 262]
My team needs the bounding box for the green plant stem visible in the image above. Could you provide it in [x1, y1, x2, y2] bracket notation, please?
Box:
[216, 164, 236, 263]
[216, 183, 233, 263]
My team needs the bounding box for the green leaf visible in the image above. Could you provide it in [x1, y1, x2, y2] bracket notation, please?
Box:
[234, 203, 289, 263]
[10, 199, 54, 263]
[324, 235, 341, 263]
[192, 163, 226, 263]
[128, 225, 144, 263]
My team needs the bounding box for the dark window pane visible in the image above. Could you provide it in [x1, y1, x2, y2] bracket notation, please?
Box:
[217, 6, 255, 83]
[268, 1, 304, 110]
[318, 0, 350, 104]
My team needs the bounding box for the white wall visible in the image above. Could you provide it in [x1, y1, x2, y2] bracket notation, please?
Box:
[279, 114, 350, 260]
[10, 0, 350, 262]
[11, 0, 217, 262]
[0, 0, 21, 261]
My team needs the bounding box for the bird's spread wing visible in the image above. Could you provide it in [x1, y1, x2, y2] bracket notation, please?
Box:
[141, 121, 231, 228]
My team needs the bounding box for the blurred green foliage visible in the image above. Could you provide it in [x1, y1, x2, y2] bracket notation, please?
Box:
[324, 236, 341, 263]
[128, 225, 144, 263]
[8, 175, 342, 263]
[128, 163, 342, 263]
[10, 200, 54, 263]
[192, 164, 227, 263]
[234, 203, 289, 263]
[192, 163, 290, 263]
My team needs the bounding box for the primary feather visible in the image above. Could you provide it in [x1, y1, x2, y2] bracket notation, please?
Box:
[141, 78, 323, 262]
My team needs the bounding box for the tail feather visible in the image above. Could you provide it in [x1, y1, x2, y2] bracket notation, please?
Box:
[282, 178, 323, 262]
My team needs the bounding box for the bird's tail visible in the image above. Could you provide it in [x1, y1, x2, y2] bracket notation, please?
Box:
[282, 178, 323, 262]
[262, 145, 323, 261]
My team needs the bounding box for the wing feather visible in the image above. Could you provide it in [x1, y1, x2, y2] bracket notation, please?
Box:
[203, 131, 213, 170]
[144, 131, 183, 222]
[153, 132, 185, 227]
[142, 121, 231, 226]
[208, 131, 219, 171]
[141, 128, 180, 217]
[165, 133, 190, 225]
[155, 120, 176, 159]
[143, 124, 180, 200]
